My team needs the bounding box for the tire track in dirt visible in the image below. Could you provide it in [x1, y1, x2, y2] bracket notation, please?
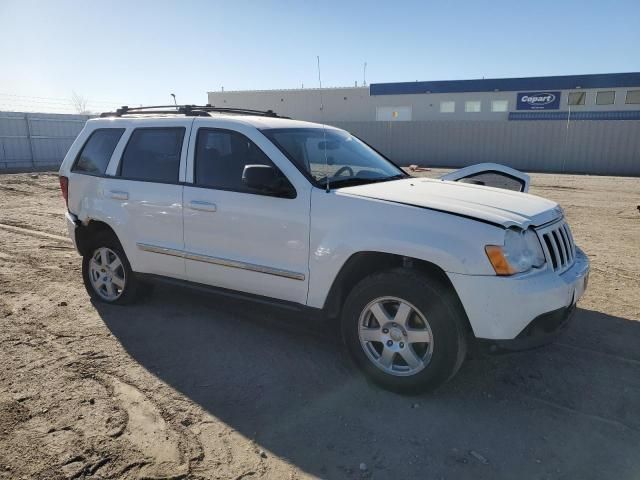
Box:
[0, 221, 71, 243]
[0, 226, 202, 479]
[0, 311, 199, 478]
[0, 221, 309, 479]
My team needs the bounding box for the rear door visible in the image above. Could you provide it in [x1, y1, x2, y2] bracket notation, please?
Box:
[440, 163, 530, 192]
[182, 119, 311, 304]
[103, 119, 192, 279]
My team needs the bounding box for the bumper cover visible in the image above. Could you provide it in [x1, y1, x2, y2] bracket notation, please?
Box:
[477, 303, 576, 352]
[447, 247, 589, 341]
[65, 211, 80, 252]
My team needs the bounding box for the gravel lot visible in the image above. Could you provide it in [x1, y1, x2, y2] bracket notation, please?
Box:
[0, 170, 638, 479]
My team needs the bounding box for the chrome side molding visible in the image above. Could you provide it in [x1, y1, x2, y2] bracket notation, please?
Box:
[136, 242, 305, 281]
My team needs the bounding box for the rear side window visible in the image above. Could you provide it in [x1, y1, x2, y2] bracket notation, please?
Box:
[72, 128, 124, 175]
[194, 128, 287, 193]
[118, 128, 185, 183]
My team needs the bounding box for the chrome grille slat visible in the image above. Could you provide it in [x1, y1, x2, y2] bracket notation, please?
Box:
[554, 230, 567, 265]
[542, 234, 557, 269]
[549, 232, 563, 268]
[559, 227, 572, 262]
[536, 219, 576, 274]
[563, 223, 576, 259]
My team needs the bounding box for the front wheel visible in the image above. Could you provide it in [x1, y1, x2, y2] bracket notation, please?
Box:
[81, 232, 141, 305]
[341, 269, 468, 393]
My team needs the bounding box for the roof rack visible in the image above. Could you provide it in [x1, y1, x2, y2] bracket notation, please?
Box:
[99, 105, 288, 118]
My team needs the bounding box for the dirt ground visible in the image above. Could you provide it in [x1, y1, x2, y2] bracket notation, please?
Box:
[0, 169, 638, 480]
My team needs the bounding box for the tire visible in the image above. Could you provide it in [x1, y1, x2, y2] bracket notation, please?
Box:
[81, 231, 141, 305]
[341, 268, 468, 393]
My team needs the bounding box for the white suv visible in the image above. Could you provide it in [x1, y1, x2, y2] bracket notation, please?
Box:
[59, 105, 589, 392]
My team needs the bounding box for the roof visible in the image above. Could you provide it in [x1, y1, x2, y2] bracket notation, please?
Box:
[370, 72, 640, 96]
[231, 115, 331, 129]
[89, 114, 330, 130]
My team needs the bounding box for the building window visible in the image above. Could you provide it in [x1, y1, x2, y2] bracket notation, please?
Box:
[625, 90, 640, 104]
[465, 101, 481, 113]
[440, 101, 455, 113]
[491, 100, 509, 112]
[568, 91, 586, 106]
[375, 106, 412, 121]
[596, 91, 615, 105]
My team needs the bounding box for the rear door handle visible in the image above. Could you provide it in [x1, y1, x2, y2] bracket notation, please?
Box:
[109, 190, 129, 200]
[188, 200, 217, 212]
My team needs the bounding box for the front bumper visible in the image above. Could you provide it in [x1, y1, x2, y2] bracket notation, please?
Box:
[477, 303, 576, 352]
[447, 247, 589, 342]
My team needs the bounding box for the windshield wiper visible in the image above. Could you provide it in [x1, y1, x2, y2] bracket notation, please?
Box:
[328, 174, 406, 189]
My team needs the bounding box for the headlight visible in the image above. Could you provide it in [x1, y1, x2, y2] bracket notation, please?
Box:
[485, 228, 545, 275]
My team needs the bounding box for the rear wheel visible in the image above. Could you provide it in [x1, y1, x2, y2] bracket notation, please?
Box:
[341, 268, 468, 393]
[82, 232, 141, 305]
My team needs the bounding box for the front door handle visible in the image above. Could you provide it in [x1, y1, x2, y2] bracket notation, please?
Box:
[188, 200, 217, 212]
[109, 190, 129, 200]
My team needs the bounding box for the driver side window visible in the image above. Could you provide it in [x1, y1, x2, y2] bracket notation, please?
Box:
[194, 128, 292, 195]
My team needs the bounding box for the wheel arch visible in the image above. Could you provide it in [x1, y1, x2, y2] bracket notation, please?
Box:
[75, 219, 122, 256]
[323, 251, 472, 334]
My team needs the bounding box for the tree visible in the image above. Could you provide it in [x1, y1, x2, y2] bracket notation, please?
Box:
[71, 91, 89, 114]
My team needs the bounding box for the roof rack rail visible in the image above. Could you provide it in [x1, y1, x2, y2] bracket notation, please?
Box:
[99, 105, 288, 118]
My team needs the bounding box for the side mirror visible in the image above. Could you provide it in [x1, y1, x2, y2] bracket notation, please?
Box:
[242, 164, 295, 198]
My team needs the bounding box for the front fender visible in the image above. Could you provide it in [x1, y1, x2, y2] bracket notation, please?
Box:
[306, 189, 504, 308]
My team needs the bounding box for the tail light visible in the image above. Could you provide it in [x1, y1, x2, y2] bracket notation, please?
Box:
[59, 176, 69, 208]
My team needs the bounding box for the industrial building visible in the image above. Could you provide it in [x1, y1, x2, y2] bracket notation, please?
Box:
[208, 73, 640, 176]
[1, 73, 638, 175]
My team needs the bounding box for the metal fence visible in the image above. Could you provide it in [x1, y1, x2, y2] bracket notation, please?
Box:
[0, 111, 90, 171]
[1, 112, 638, 176]
[333, 120, 640, 176]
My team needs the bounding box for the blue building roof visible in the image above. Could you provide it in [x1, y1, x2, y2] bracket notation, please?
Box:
[369, 72, 640, 96]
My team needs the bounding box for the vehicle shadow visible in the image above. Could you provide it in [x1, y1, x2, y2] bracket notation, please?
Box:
[97, 285, 640, 479]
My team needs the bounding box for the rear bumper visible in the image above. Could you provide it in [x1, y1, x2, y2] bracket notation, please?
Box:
[447, 247, 589, 341]
[65, 211, 80, 252]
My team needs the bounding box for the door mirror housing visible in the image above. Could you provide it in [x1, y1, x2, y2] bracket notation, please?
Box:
[242, 164, 296, 198]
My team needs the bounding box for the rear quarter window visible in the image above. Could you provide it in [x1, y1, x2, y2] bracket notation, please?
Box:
[72, 128, 125, 175]
[118, 127, 185, 183]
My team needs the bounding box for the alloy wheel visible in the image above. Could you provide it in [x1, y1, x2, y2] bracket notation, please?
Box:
[88, 247, 126, 301]
[358, 296, 434, 376]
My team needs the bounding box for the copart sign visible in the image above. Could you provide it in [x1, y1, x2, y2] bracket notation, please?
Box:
[516, 91, 561, 110]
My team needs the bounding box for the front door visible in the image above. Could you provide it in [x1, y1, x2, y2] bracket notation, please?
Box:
[182, 121, 311, 304]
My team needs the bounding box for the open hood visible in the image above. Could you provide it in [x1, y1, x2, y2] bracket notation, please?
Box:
[338, 177, 561, 228]
[438, 162, 531, 192]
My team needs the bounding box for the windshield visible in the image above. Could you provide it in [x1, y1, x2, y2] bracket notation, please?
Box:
[262, 128, 406, 188]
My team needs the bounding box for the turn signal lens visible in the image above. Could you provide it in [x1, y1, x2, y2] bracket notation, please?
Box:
[485, 245, 516, 276]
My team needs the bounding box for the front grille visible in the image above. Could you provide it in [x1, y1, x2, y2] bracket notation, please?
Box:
[536, 220, 576, 273]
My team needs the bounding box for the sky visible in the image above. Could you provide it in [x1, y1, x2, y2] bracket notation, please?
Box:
[0, 0, 639, 113]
